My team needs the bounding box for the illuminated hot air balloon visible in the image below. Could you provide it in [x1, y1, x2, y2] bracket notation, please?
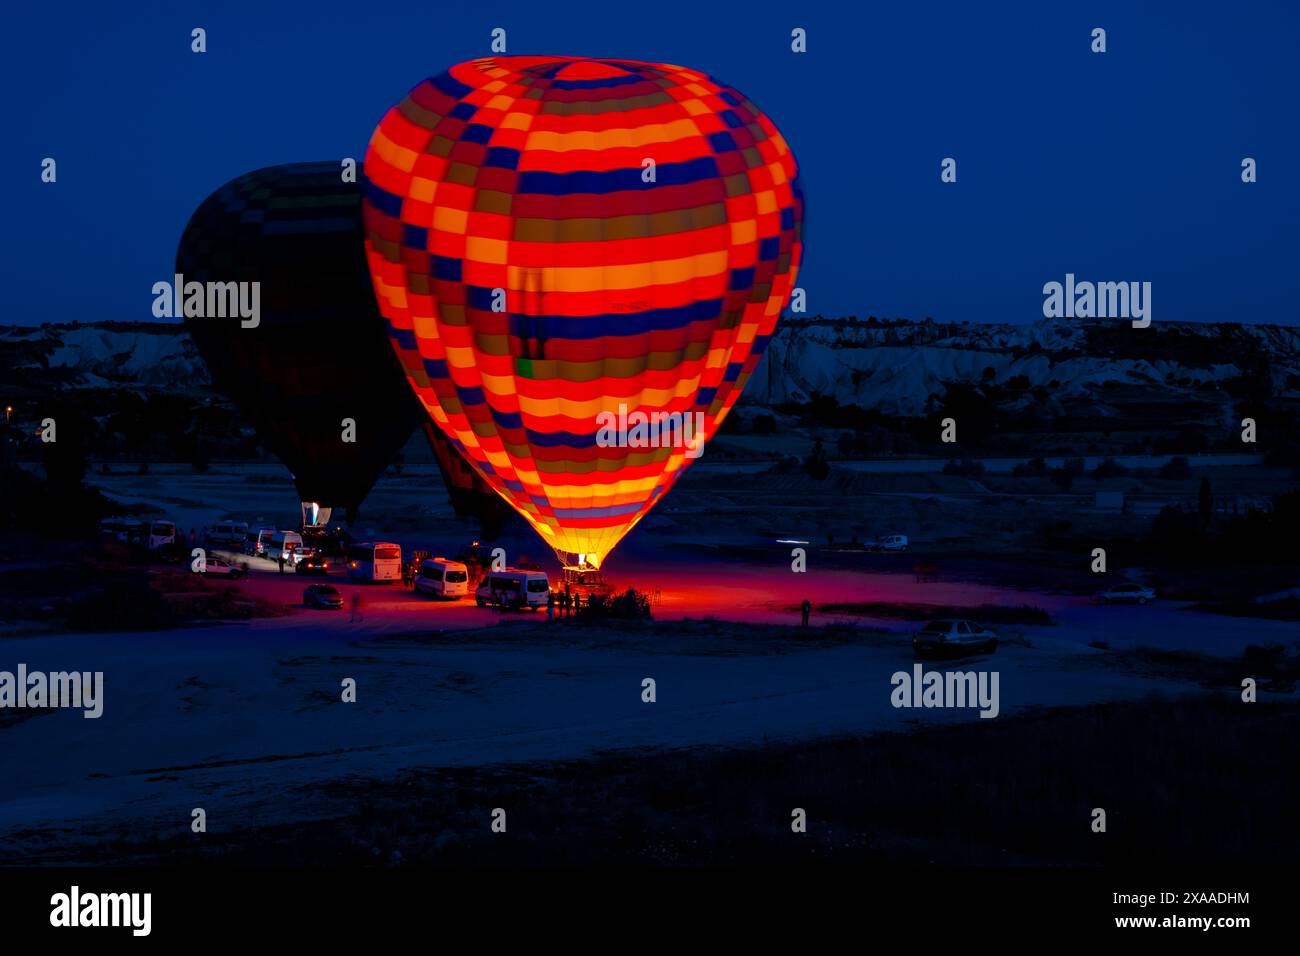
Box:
[362, 57, 803, 571]
[177, 161, 511, 534]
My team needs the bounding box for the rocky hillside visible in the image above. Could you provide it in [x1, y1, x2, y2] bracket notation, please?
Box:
[0, 321, 206, 395]
[3, 318, 1299, 419]
[750, 318, 1300, 416]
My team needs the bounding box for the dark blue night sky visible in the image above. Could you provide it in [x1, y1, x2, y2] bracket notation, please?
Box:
[4, 0, 1298, 326]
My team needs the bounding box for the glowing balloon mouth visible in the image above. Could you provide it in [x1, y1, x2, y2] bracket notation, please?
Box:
[555, 550, 602, 572]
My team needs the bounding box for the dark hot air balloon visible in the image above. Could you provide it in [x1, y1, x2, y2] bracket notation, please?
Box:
[177, 161, 512, 535]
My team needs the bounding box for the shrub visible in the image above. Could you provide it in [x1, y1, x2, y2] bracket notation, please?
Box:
[1012, 457, 1048, 478]
[66, 581, 175, 631]
[575, 588, 653, 622]
[803, 439, 830, 480]
[1092, 457, 1130, 479]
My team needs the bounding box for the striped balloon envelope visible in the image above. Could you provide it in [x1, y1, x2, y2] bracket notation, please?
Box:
[362, 56, 803, 570]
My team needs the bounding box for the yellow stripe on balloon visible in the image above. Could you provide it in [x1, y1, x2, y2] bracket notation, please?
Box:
[505, 250, 726, 294]
[466, 236, 509, 264]
[540, 476, 663, 499]
[370, 129, 419, 173]
[524, 119, 700, 152]
[517, 387, 702, 420]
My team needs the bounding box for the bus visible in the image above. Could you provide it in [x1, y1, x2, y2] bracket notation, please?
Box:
[99, 518, 174, 550]
[346, 542, 402, 582]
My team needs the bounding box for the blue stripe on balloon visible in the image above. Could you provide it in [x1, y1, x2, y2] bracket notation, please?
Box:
[517, 156, 719, 196]
[402, 223, 429, 251]
[492, 409, 523, 431]
[552, 501, 645, 520]
[549, 73, 646, 91]
[388, 323, 417, 351]
[485, 147, 521, 170]
[429, 71, 474, 99]
[432, 256, 462, 281]
[457, 384, 486, 406]
[502, 298, 722, 340]
[362, 179, 403, 218]
[708, 131, 738, 153]
[419, 356, 449, 380]
[729, 267, 755, 291]
[527, 429, 599, 449]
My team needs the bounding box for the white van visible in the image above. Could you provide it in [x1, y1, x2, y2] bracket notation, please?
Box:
[414, 557, 470, 599]
[244, 528, 275, 556]
[146, 521, 177, 550]
[266, 530, 304, 564]
[98, 517, 136, 543]
[206, 521, 249, 549]
[476, 569, 550, 610]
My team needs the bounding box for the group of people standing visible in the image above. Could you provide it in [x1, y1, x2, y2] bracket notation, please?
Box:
[546, 588, 583, 621]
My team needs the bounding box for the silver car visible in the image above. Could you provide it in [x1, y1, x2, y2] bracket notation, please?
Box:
[912, 619, 998, 658]
[1096, 583, 1155, 605]
[201, 558, 244, 579]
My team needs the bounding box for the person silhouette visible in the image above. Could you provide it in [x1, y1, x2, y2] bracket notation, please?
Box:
[801, 599, 811, 627]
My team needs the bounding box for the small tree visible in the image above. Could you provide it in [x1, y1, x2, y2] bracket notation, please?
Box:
[803, 438, 829, 481]
[1198, 477, 1213, 529]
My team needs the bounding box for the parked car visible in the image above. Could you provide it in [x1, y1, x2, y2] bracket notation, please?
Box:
[303, 584, 344, 610]
[294, 554, 330, 576]
[201, 557, 244, 579]
[1096, 583, 1155, 605]
[913, 619, 998, 658]
[867, 534, 909, 552]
